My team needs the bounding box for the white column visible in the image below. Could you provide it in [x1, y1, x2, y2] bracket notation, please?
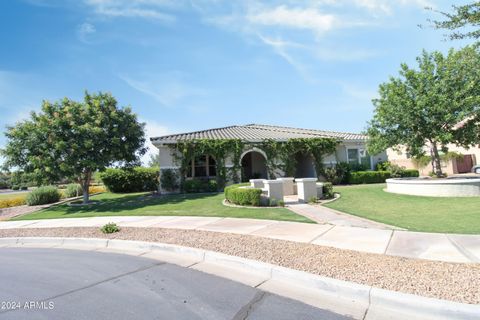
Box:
[263, 180, 284, 201]
[277, 177, 294, 195]
[250, 179, 265, 189]
[296, 178, 318, 203]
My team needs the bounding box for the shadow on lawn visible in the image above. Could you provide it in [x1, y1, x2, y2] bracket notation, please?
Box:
[47, 192, 221, 215]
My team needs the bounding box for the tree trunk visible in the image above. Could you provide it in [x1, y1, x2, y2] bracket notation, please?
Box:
[431, 143, 443, 177]
[81, 171, 91, 204]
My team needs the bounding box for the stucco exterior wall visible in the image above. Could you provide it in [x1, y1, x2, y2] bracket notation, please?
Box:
[157, 145, 178, 168]
[387, 144, 479, 175]
[154, 140, 384, 192]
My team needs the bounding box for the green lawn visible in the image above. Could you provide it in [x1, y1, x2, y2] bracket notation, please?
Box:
[13, 192, 314, 223]
[324, 184, 480, 234]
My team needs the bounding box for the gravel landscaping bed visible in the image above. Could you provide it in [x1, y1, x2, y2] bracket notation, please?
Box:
[1, 227, 479, 304]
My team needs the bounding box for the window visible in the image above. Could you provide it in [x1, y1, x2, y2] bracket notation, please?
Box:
[194, 155, 207, 177]
[359, 149, 371, 168]
[347, 149, 359, 166]
[347, 148, 371, 169]
[208, 157, 216, 176]
[188, 155, 216, 177]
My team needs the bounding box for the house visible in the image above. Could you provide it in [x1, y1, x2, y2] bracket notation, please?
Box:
[387, 143, 480, 176]
[151, 124, 387, 192]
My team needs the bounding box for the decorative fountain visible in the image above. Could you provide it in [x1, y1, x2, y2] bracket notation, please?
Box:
[386, 177, 480, 197]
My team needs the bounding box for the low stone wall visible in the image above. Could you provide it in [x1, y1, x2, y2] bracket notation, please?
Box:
[386, 178, 480, 197]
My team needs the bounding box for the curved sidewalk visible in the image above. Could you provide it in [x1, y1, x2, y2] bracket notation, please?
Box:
[1, 216, 479, 263]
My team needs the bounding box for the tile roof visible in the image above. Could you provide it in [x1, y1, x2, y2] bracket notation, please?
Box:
[150, 124, 367, 144]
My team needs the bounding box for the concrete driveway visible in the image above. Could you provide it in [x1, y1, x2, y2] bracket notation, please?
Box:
[0, 248, 351, 320]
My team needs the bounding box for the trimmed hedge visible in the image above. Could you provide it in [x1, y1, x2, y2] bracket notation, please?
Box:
[100, 167, 159, 193]
[400, 169, 420, 178]
[26, 186, 61, 206]
[348, 171, 392, 184]
[224, 183, 262, 206]
[184, 179, 217, 193]
[347, 169, 420, 184]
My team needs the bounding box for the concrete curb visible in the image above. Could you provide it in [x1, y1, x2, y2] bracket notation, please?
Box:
[0, 237, 478, 320]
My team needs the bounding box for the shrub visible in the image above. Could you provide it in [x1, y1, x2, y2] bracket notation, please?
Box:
[375, 162, 419, 178]
[100, 167, 159, 193]
[64, 184, 82, 198]
[183, 179, 217, 193]
[323, 162, 351, 185]
[160, 169, 179, 192]
[375, 161, 391, 171]
[101, 222, 120, 234]
[348, 171, 391, 184]
[0, 173, 11, 189]
[11, 185, 19, 191]
[400, 169, 419, 177]
[88, 185, 106, 194]
[224, 183, 262, 206]
[26, 186, 61, 206]
[308, 196, 318, 204]
[20, 186, 28, 191]
[322, 182, 334, 199]
[0, 196, 27, 208]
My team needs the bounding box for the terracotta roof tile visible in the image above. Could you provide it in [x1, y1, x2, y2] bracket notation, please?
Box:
[150, 124, 366, 144]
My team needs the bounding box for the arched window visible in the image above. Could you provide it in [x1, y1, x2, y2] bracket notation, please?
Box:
[187, 155, 216, 178]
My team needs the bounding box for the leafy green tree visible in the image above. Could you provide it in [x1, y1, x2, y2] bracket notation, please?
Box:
[427, 2, 480, 41]
[367, 47, 480, 177]
[2, 91, 146, 203]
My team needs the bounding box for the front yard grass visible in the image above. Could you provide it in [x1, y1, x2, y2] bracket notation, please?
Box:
[12, 192, 314, 223]
[324, 184, 480, 234]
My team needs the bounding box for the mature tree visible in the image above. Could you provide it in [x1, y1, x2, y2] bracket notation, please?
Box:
[2, 92, 146, 203]
[367, 46, 480, 177]
[427, 2, 480, 41]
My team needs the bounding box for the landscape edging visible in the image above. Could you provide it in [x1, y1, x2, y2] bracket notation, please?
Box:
[0, 237, 478, 320]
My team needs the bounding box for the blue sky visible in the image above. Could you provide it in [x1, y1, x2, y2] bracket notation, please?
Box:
[0, 0, 470, 162]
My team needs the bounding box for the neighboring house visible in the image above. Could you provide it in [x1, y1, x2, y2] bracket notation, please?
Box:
[151, 124, 387, 192]
[387, 143, 479, 176]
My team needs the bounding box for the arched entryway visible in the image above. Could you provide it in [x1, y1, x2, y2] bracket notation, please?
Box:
[240, 149, 268, 182]
[295, 152, 316, 178]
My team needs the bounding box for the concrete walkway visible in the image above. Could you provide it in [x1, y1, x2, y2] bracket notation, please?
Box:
[1, 216, 479, 264]
[287, 203, 400, 229]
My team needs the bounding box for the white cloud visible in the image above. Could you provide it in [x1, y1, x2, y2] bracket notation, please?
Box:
[77, 22, 96, 43]
[119, 73, 206, 107]
[248, 5, 336, 35]
[84, 0, 176, 22]
[351, 0, 434, 15]
[257, 34, 311, 79]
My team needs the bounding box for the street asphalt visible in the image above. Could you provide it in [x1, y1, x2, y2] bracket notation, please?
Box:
[0, 247, 352, 320]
